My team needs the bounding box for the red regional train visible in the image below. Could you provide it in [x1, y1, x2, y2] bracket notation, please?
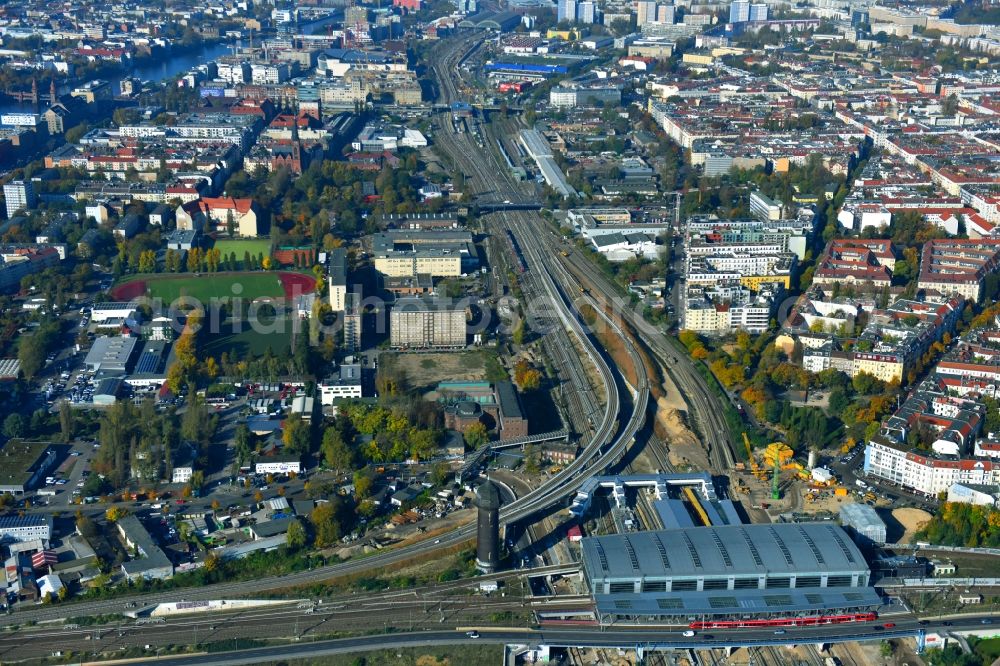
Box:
[689, 612, 877, 630]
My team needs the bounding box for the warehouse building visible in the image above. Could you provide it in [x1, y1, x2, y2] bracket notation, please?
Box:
[117, 515, 174, 582]
[580, 523, 879, 625]
[0, 440, 58, 495]
[84, 335, 139, 375]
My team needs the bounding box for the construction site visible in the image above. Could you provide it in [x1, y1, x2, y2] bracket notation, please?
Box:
[731, 434, 870, 518]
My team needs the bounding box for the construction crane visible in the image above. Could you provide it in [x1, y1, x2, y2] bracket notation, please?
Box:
[742, 433, 768, 482]
[772, 458, 782, 500]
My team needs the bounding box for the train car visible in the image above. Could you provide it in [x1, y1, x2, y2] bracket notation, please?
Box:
[689, 612, 876, 631]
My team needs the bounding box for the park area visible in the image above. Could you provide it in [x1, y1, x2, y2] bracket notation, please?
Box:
[111, 272, 315, 304]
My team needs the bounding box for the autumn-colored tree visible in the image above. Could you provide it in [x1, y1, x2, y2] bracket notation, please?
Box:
[105, 506, 129, 522]
[513, 359, 542, 390]
[465, 422, 489, 448]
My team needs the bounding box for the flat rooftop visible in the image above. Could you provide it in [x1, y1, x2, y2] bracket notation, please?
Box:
[582, 523, 869, 581]
[0, 441, 52, 489]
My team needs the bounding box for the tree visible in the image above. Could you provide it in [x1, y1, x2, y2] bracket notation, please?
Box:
[59, 401, 74, 443]
[513, 359, 542, 391]
[233, 424, 252, 476]
[204, 552, 221, 573]
[17, 332, 47, 380]
[353, 469, 373, 498]
[524, 444, 541, 474]
[464, 422, 489, 448]
[512, 319, 527, 345]
[190, 470, 205, 493]
[431, 460, 451, 486]
[879, 640, 894, 658]
[310, 501, 343, 548]
[282, 414, 311, 458]
[322, 427, 354, 472]
[57, 586, 68, 602]
[105, 506, 129, 522]
[2, 413, 25, 439]
[286, 518, 307, 549]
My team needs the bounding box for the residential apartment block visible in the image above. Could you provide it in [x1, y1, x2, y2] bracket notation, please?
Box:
[389, 297, 467, 348]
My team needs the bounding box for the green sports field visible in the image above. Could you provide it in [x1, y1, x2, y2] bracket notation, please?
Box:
[214, 239, 272, 265]
[203, 327, 293, 358]
[143, 274, 285, 303]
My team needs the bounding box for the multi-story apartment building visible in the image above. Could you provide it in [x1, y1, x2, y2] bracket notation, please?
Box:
[864, 380, 997, 498]
[812, 239, 895, 289]
[343, 291, 363, 353]
[917, 239, 1000, 302]
[328, 248, 348, 313]
[748, 191, 782, 222]
[390, 297, 467, 348]
[729, 0, 749, 23]
[683, 282, 780, 335]
[3, 180, 35, 218]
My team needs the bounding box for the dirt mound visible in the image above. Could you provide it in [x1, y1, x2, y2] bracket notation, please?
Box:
[886, 507, 933, 544]
[653, 401, 710, 471]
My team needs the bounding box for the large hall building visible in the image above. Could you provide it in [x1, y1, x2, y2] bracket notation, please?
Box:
[580, 523, 881, 625]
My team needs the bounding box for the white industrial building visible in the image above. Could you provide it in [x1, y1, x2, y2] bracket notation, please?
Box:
[0, 515, 53, 544]
[90, 302, 138, 324]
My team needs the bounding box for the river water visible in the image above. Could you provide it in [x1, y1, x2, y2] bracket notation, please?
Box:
[0, 41, 234, 116]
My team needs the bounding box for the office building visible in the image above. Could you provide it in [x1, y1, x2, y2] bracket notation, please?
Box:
[4, 180, 35, 219]
[372, 230, 476, 278]
[320, 364, 364, 404]
[549, 85, 622, 108]
[390, 296, 467, 348]
[729, 0, 749, 23]
[749, 3, 767, 21]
